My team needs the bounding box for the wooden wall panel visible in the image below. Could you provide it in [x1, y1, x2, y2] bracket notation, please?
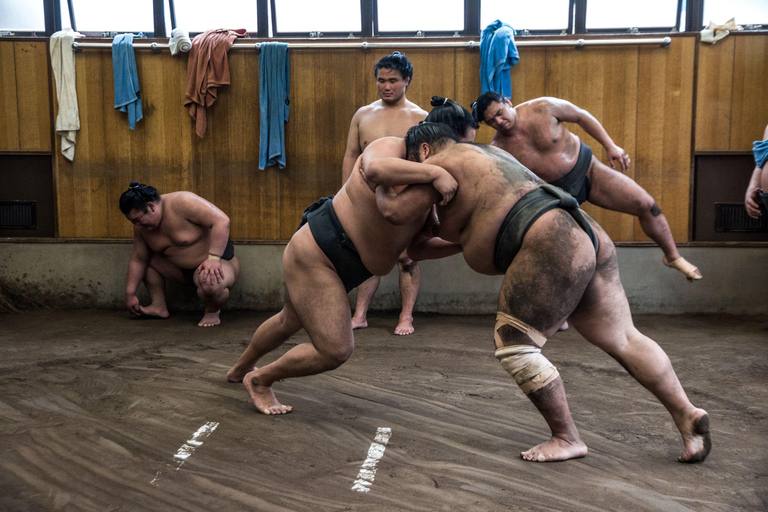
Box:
[14, 42, 52, 151]
[731, 35, 768, 150]
[0, 42, 21, 151]
[636, 37, 695, 242]
[695, 37, 734, 151]
[278, 50, 365, 239]
[545, 46, 639, 241]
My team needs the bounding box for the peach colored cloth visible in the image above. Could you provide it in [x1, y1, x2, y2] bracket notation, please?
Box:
[184, 28, 246, 138]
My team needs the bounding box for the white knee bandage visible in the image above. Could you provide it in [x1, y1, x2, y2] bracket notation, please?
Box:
[495, 345, 559, 394]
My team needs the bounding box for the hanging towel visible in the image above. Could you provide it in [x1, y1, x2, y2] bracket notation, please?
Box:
[259, 42, 290, 170]
[184, 28, 247, 138]
[49, 28, 83, 161]
[112, 34, 143, 130]
[169, 28, 192, 55]
[701, 18, 743, 44]
[480, 20, 519, 98]
[754, 139, 768, 169]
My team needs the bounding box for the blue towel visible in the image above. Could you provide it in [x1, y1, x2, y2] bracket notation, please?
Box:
[754, 139, 768, 169]
[112, 33, 143, 130]
[259, 42, 290, 170]
[480, 20, 519, 98]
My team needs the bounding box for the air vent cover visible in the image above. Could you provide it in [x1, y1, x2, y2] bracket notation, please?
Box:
[715, 202, 767, 232]
[0, 201, 37, 229]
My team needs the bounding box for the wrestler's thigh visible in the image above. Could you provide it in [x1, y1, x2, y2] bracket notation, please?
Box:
[567, 217, 635, 350]
[282, 227, 353, 352]
[587, 158, 654, 215]
[148, 253, 185, 284]
[219, 257, 240, 288]
[497, 209, 596, 338]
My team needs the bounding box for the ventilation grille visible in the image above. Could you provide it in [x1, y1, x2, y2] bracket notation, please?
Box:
[0, 201, 37, 229]
[715, 202, 767, 232]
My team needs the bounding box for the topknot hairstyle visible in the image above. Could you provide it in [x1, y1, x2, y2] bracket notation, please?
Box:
[119, 181, 161, 214]
[425, 96, 479, 140]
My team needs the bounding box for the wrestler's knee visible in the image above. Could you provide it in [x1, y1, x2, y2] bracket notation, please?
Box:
[398, 257, 418, 274]
[633, 192, 657, 217]
[198, 278, 226, 297]
[320, 342, 354, 368]
[495, 345, 559, 394]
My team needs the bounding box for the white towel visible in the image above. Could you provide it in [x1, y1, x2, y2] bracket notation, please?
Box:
[700, 17, 743, 44]
[169, 28, 192, 55]
[49, 28, 83, 161]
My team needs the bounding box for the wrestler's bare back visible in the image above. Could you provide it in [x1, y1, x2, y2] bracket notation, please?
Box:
[491, 99, 584, 183]
[424, 144, 543, 274]
[334, 137, 431, 276]
[136, 192, 216, 269]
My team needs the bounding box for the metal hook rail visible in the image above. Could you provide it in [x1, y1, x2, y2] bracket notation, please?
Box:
[70, 36, 672, 52]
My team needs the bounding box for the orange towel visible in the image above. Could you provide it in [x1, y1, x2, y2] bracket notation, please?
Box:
[184, 28, 247, 138]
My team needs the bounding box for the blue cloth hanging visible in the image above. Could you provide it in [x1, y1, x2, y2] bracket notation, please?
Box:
[259, 42, 290, 170]
[480, 20, 519, 98]
[754, 139, 768, 169]
[112, 33, 143, 130]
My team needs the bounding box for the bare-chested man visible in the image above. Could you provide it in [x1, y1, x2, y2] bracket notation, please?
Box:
[342, 52, 428, 335]
[362, 123, 710, 463]
[120, 182, 240, 327]
[745, 123, 768, 219]
[227, 137, 458, 414]
[473, 92, 702, 282]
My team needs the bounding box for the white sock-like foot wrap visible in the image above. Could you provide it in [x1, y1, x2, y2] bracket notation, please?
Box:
[495, 345, 560, 394]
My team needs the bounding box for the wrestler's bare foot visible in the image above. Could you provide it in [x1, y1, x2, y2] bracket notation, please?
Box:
[351, 316, 368, 330]
[521, 436, 588, 462]
[559, 321, 569, 331]
[243, 370, 293, 415]
[678, 408, 711, 463]
[227, 364, 254, 383]
[137, 305, 169, 319]
[663, 256, 703, 281]
[394, 315, 414, 336]
[198, 309, 221, 327]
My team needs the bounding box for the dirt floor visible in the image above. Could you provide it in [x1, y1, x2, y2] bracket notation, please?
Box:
[0, 309, 766, 512]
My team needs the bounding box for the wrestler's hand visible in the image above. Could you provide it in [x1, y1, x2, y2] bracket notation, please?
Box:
[607, 145, 630, 172]
[126, 295, 141, 316]
[433, 169, 458, 206]
[358, 162, 376, 192]
[745, 185, 763, 219]
[198, 258, 224, 285]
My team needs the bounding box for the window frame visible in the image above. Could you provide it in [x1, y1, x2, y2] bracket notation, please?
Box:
[269, 0, 366, 38]
[479, 0, 574, 36]
[582, 0, 684, 34]
[372, 0, 470, 38]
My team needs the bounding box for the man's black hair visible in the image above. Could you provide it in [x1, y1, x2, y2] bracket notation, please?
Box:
[404, 122, 459, 161]
[472, 91, 505, 124]
[119, 181, 160, 214]
[373, 51, 414, 83]
[426, 96, 479, 140]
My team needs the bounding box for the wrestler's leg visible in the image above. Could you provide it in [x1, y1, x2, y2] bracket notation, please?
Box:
[243, 226, 355, 414]
[498, 209, 596, 462]
[227, 293, 303, 383]
[395, 253, 420, 335]
[351, 276, 380, 329]
[587, 158, 701, 280]
[138, 253, 186, 318]
[567, 219, 710, 462]
[195, 257, 240, 327]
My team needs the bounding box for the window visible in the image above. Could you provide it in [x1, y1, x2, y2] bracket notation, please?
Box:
[703, 0, 768, 26]
[272, 0, 360, 35]
[0, 0, 46, 32]
[376, 0, 464, 35]
[586, 0, 681, 31]
[70, 0, 155, 34]
[481, 0, 571, 34]
[168, 0, 259, 34]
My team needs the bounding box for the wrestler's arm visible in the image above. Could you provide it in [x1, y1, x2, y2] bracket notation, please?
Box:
[178, 193, 231, 284]
[375, 183, 439, 226]
[407, 234, 463, 261]
[126, 229, 150, 315]
[341, 110, 363, 184]
[547, 97, 630, 172]
[745, 124, 768, 219]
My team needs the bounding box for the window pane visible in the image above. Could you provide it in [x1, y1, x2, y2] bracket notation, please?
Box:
[586, 0, 678, 29]
[704, 0, 768, 26]
[0, 0, 45, 31]
[70, 0, 154, 33]
[274, 0, 360, 33]
[171, 0, 259, 33]
[481, 0, 570, 32]
[378, 0, 463, 33]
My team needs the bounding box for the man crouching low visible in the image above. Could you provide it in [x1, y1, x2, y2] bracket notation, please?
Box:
[120, 181, 239, 327]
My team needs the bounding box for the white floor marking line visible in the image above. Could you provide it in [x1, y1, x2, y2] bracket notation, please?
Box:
[151, 421, 220, 485]
[351, 427, 392, 493]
